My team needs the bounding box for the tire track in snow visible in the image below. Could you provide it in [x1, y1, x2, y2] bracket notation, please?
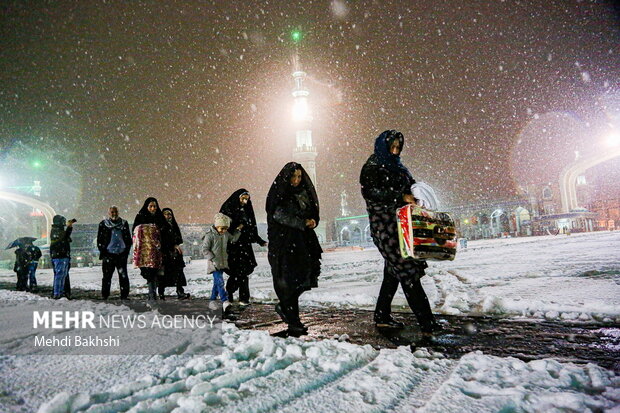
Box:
[47, 334, 377, 413]
[198, 341, 379, 413]
[273, 348, 456, 413]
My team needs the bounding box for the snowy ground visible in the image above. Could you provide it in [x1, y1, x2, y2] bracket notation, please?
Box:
[0, 231, 619, 412]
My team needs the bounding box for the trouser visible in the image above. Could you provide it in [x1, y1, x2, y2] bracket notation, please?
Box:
[226, 273, 250, 302]
[27, 262, 38, 290]
[140, 268, 159, 300]
[102, 254, 130, 299]
[374, 262, 435, 330]
[52, 258, 71, 298]
[16, 270, 28, 291]
[210, 270, 228, 302]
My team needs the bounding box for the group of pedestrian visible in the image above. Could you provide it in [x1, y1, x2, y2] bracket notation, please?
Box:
[11, 130, 440, 337]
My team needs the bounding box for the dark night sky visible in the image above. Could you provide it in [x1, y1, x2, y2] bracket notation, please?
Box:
[1, 0, 619, 224]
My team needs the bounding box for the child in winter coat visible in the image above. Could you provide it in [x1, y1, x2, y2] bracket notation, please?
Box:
[202, 213, 243, 312]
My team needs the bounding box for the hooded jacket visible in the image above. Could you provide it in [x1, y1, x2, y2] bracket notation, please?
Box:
[202, 226, 241, 272]
[50, 215, 73, 259]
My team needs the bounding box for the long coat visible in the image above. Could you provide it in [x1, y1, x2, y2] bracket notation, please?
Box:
[220, 189, 266, 277]
[360, 130, 427, 281]
[160, 208, 187, 287]
[266, 162, 322, 296]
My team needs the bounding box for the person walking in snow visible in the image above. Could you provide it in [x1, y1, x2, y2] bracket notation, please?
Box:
[219, 189, 267, 305]
[132, 197, 166, 300]
[97, 206, 132, 300]
[202, 212, 243, 313]
[159, 208, 190, 300]
[360, 130, 441, 334]
[50, 215, 76, 299]
[266, 162, 322, 336]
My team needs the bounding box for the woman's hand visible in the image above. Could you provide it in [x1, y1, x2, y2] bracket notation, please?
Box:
[305, 219, 317, 229]
[403, 194, 417, 204]
[175, 245, 183, 255]
[237, 224, 244, 231]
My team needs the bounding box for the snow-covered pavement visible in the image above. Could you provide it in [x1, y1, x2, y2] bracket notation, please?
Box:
[0, 231, 619, 412]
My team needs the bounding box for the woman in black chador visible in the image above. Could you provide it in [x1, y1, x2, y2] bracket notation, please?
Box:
[220, 188, 267, 304]
[159, 208, 190, 300]
[360, 130, 441, 334]
[266, 162, 322, 335]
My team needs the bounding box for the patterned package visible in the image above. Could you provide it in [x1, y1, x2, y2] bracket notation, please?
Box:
[397, 204, 457, 261]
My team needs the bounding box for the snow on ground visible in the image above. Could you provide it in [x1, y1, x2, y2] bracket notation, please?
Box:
[1, 231, 619, 412]
[2, 302, 618, 413]
[3, 230, 617, 323]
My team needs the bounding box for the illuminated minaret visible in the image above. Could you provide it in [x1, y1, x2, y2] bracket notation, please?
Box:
[290, 30, 325, 241]
[291, 52, 317, 187]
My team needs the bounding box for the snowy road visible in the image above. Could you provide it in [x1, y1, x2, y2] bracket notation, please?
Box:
[0, 231, 619, 412]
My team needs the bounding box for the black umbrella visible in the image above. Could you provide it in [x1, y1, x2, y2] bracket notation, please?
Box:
[5, 237, 37, 249]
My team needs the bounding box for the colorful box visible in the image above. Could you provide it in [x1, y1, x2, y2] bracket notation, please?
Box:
[397, 204, 457, 261]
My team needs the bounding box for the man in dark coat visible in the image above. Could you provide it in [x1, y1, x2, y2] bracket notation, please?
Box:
[266, 162, 322, 336]
[360, 130, 441, 334]
[220, 188, 267, 304]
[50, 214, 75, 299]
[97, 206, 132, 300]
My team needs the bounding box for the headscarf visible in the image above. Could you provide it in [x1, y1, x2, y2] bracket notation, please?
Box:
[266, 162, 319, 221]
[220, 188, 257, 231]
[133, 197, 165, 231]
[161, 207, 183, 244]
[373, 130, 414, 181]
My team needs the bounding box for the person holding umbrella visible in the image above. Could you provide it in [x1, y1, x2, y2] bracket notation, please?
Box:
[7, 237, 40, 292]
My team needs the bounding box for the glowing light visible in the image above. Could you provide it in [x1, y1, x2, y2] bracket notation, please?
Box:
[463, 219, 470, 224]
[32, 160, 42, 168]
[606, 131, 620, 147]
[292, 97, 309, 121]
[291, 30, 302, 43]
